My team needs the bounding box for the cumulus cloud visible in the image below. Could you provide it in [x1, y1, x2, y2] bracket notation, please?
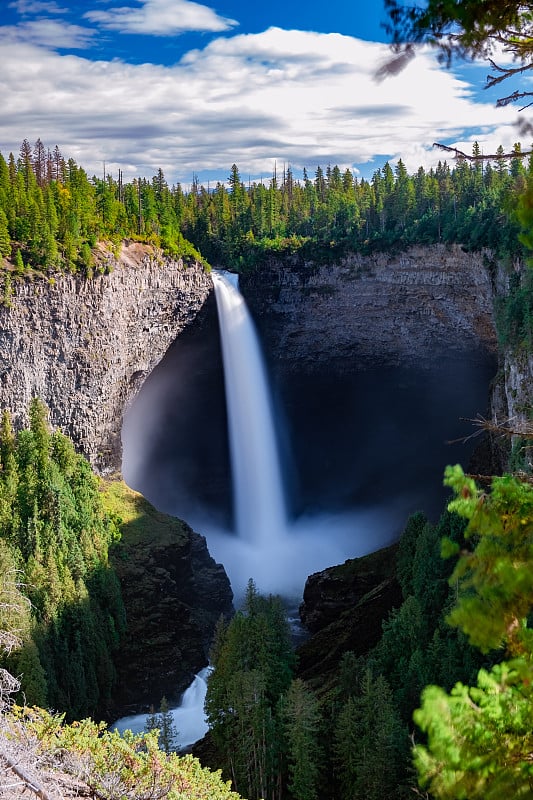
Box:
[83, 0, 238, 35]
[0, 26, 521, 185]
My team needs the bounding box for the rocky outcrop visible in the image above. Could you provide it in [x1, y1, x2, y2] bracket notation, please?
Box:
[483, 257, 533, 471]
[296, 545, 401, 692]
[0, 242, 211, 473]
[241, 244, 497, 371]
[105, 481, 233, 718]
[489, 347, 533, 470]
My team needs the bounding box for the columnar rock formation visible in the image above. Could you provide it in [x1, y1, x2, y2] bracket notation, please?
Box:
[0, 242, 211, 473]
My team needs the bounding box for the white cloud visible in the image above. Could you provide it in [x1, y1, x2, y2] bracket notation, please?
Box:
[8, 0, 67, 14]
[83, 0, 238, 35]
[0, 27, 522, 185]
[1, 19, 97, 49]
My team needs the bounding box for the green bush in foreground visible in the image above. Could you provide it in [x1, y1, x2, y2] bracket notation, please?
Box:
[5, 704, 243, 800]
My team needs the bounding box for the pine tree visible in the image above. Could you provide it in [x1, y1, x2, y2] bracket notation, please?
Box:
[206, 582, 295, 799]
[334, 669, 407, 800]
[0, 209, 10, 257]
[158, 696, 178, 753]
[14, 248, 24, 274]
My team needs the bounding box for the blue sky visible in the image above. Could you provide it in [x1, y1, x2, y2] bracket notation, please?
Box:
[0, 0, 526, 186]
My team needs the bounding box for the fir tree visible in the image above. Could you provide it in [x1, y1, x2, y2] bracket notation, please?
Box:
[283, 678, 322, 800]
[414, 466, 533, 799]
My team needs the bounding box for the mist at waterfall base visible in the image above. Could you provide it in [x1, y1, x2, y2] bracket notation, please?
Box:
[122, 278, 496, 601]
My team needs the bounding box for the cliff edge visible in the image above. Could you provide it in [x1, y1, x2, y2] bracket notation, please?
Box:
[0, 241, 211, 473]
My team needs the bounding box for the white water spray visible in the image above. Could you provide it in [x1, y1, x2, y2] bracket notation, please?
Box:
[112, 667, 211, 750]
[205, 270, 400, 599]
[212, 271, 288, 544]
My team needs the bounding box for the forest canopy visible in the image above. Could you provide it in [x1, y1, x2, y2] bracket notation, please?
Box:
[1, 137, 532, 283]
[0, 399, 126, 721]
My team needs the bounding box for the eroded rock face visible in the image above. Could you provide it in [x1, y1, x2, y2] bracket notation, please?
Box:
[489, 348, 533, 470]
[108, 490, 233, 717]
[0, 243, 211, 473]
[241, 243, 497, 371]
[296, 545, 402, 691]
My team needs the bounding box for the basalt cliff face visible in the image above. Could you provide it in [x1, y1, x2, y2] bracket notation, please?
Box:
[490, 342, 533, 470]
[0, 242, 211, 474]
[240, 243, 498, 371]
[0, 242, 499, 476]
[0, 243, 229, 716]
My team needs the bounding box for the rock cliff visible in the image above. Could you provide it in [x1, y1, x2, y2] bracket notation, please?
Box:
[482, 259, 533, 471]
[241, 243, 497, 371]
[489, 346, 533, 470]
[296, 545, 402, 693]
[103, 480, 233, 717]
[0, 242, 211, 474]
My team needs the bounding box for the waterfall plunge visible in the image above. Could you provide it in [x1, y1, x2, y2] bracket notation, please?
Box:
[123, 270, 409, 600]
[206, 271, 399, 600]
[212, 271, 288, 545]
[112, 666, 211, 749]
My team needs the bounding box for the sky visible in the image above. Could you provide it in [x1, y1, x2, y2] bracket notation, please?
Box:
[0, 0, 529, 187]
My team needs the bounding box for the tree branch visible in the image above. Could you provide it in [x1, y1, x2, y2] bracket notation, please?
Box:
[433, 142, 533, 160]
[0, 749, 59, 800]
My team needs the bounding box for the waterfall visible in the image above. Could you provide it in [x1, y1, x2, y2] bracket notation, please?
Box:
[112, 667, 212, 749]
[212, 271, 288, 544]
[197, 270, 394, 599]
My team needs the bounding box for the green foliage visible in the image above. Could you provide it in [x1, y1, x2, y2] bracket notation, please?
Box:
[145, 695, 179, 753]
[383, 1, 533, 108]
[282, 678, 322, 800]
[495, 267, 533, 350]
[414, 660, 533, 800]
[396, 510, 428, 599]
[206, 579, 297, 799]
[369, 507, 476, 723]
[0, 208, 10, 258]
[9, 704, 243, 800]
[444, 464, 533, 656]
[0, 140, 207, 276]
[2, 137, 531, 290]
[0, 401, 126, 720]
[320, 502, 481, 799]
[333, 669, 408, 800]
[414, 467, 533, 798]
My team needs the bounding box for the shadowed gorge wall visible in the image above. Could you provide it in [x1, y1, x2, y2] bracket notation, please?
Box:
[240, 243, 497, 371]
[123, 244, 498, 536]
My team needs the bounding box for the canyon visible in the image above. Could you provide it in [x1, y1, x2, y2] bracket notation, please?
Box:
[0, 241, 501, 477]
[0, 239, 525, 711]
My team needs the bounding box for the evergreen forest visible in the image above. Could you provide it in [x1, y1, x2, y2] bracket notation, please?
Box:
[1, 138, 533, 798]
[4, 136, 533, 350]
[0, 137, 531, 279]
[0, 398, 126, 720]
